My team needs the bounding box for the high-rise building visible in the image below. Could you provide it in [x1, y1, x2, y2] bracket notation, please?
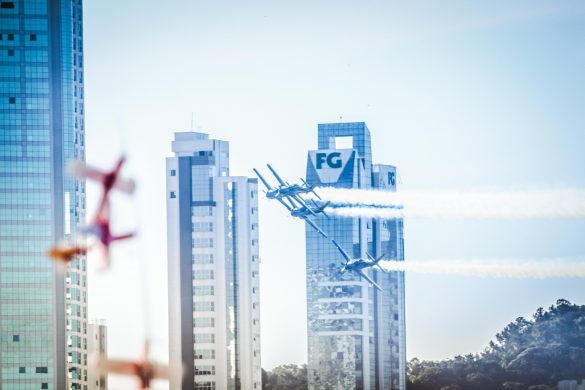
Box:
[87, 320, 107, 390]
[305, 122, 406, 389]
[167, 132, 262, 390]
[0, 0, 87, 389]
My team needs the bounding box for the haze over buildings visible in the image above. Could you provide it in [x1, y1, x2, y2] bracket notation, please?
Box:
[167, 132, 262, 389]
[0, 0, 88, 388]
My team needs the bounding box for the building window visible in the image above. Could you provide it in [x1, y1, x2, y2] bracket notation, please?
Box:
[1, 2, 15, 8]
[194, 301, 214, 312]
[193, 254, 213, 264]
[194, 382, 216, 390]
[194, 349, 215, 360]
[36, 367, 48, 373]
[193, 222, 213, 232]
[193, 269, 214, 280]
[41, 384, 48, 390]
[169, 191, 176, 199]
[13, 335, 19, 342]
[195, 365, 216, 376]
[30, 34, 37, 41]
[194, 317, 215, 327]
[7, 34, 14, 40]
[193, 238, 213, 248]
[194, 286, 214, 296]
[194, 333, 215, 343]
[192, 207, 213, 216]
[7, 49, 14, 56]
[19, 367, 25, 374]
[170, 169, 176, 176]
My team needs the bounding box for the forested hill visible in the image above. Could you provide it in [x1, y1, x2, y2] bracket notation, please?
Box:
[408, 299, 585, 390]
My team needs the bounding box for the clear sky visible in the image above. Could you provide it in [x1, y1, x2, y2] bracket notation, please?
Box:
[82, 1, 585, 388]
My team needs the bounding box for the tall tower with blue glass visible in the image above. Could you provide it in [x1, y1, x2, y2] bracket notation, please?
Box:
[1, 1, 87, 389]
[305, 122, 406, 390]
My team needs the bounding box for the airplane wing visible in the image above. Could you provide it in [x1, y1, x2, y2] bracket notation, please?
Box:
[113, 177, 136, 194]
[70, 160, 135, 194]
[305, 217, 328, 239]
[69, 160, 106, 182]
[276, 197, 293, 212]
[355, 269, 383, 292]
[292, 193, 309, 208]
[331, 240, 351, 263]
[253, 168, 273, 191]
[283, 194, 299, 209]
[267, 164, 287, 186]
[93, 357, 138, 376]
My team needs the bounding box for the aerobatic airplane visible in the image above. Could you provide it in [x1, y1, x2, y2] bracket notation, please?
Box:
[253, 164, 321, 204]
[70, 156, 136, 265]
[273, 194, 329, 238]
[91, 342, 180, 390]
[332, 239, 386, 291]
[254, 164, 330, 238]
[81, 200, 135, 266]
[290, 199, 330, 219]
[47, 244, 88, 264]
[70, 156, 136, 209]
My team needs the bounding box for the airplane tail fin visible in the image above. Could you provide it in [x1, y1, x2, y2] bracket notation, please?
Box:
[320, 201, 331, 218]
[375, 254, 387, 273]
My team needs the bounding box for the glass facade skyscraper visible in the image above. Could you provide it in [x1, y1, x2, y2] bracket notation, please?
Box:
[1, 0, 87, 388]
[167, 132, 262, 390]
[305, 122, 406, 389]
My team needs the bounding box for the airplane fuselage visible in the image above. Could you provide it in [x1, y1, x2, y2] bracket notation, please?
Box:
[343, 259, 377, 272]
[267, 186, 312, 200]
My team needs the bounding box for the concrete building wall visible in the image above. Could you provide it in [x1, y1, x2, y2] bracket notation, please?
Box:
[167, 132, 261, 390]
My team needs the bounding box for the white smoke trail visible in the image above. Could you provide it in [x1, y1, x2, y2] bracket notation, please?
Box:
[379, 259, 585, 278]
[317, 188, 585, 219]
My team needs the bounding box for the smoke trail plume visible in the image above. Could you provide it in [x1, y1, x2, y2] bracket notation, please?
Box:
[379, 259, 585, 278]
[317, 188, 585, 219]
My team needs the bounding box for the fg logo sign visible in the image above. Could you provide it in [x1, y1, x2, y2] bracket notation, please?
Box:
[309, 149, 354, 184]
[316, 152, 343, 169]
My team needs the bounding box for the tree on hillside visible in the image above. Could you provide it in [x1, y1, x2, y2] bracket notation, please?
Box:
[408, 300, 585, 390]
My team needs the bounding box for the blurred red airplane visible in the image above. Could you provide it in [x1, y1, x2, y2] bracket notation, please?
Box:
[71, 156, 136, 265]
[81, 200, 135, 266]
[47, 244, 88, 264]
[70, 156, 135, 198]
[92, 342, 180, 390]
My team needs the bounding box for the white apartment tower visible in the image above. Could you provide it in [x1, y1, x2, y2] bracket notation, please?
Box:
[87, 321, 107, 390]
[167, 132, 262, 390]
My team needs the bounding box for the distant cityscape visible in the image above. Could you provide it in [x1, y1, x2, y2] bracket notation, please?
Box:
[0, 1, 407, 389]
[2, 1, 583, 390]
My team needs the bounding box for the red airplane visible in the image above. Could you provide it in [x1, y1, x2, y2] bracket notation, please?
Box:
[92, 342, 179, 390]
[81, 200, 135, 266]
[47, 244, 88, 264]
[71, 157, 136, 265]
[70, 156, 136, 199]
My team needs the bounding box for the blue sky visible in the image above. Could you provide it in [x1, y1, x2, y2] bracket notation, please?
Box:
[82, 0, 585, 387]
